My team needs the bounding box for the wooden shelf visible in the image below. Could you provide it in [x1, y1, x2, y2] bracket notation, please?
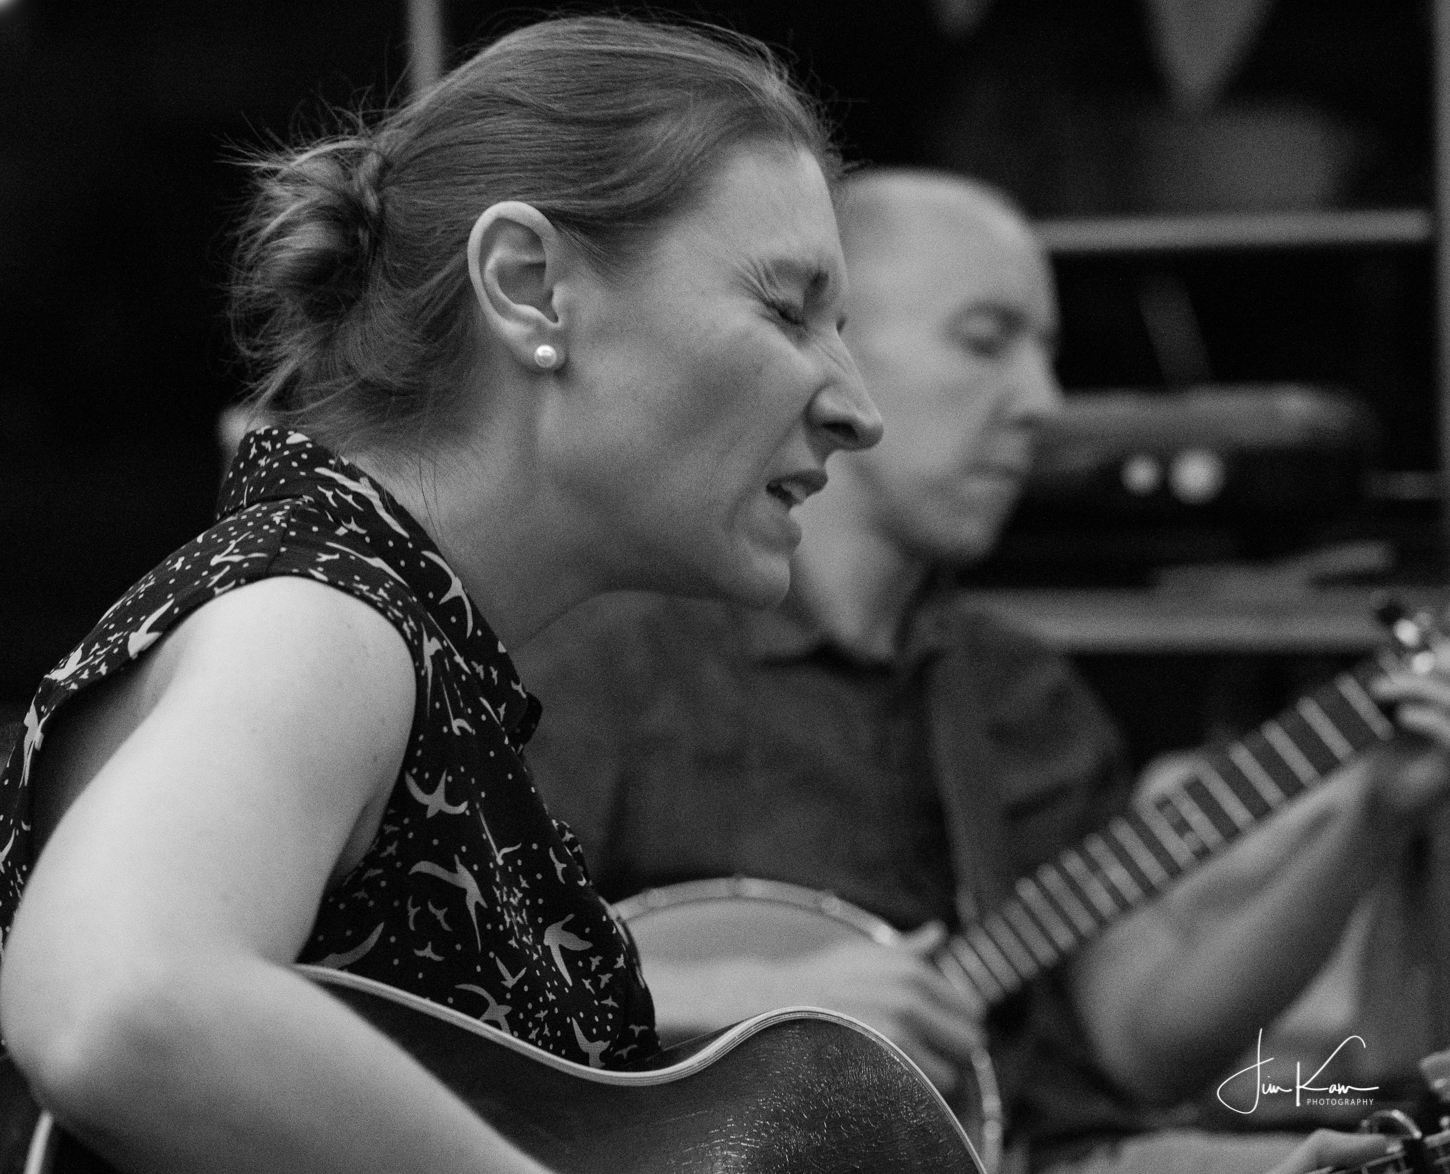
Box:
[959, 586, 1450, 654]
[1036, 208, 1433, 256]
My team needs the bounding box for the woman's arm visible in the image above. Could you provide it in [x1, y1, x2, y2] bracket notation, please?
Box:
[0, 577, 550, 1174]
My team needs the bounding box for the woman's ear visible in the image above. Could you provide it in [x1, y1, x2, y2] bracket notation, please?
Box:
[467, 201, 569, 373]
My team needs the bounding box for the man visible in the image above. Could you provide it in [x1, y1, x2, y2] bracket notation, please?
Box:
[516, 169, 1450, 1174]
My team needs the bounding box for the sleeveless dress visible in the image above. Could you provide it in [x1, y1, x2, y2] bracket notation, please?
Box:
[0, 427, 658, 1069]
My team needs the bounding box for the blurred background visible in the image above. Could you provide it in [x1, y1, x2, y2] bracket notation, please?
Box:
[0, 0, 1444, 761]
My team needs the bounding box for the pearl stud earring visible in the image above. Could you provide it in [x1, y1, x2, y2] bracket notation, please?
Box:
[533, 344, 560, 370]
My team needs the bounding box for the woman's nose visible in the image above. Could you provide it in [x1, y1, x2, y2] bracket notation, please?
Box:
[809, 363, 884, 453]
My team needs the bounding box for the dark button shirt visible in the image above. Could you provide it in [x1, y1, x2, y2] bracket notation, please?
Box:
[1, 428, 656, 1069]
[517, 588, 1145, 1154]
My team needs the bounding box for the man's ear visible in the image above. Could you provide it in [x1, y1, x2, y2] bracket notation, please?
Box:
[467, 201, 569, 372]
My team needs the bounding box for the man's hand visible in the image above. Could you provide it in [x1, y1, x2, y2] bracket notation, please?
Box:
[645, 922, 985, 1094]
[760, 922, 986, 1092]
[1368, 665, 1450, 817]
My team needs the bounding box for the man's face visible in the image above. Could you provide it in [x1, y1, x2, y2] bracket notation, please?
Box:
[841, 192, 1062, 565]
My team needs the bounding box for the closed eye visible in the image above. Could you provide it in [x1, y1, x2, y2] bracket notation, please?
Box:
[767, 299, 807, 328]
[953, 310, 1015, 359]
[949, 304, 1058, 361]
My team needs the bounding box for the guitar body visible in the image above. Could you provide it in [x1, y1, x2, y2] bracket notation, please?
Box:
[0, 966, 982, 1174]
[615, 877, 1004, 1174]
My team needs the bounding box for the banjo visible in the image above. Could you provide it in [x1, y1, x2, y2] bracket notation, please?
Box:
[618, 876, 1008, 1172]
[618, 601, 1450, 1173]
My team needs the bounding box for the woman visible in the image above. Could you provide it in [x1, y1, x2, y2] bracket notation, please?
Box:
[0, 16, 879, 1172]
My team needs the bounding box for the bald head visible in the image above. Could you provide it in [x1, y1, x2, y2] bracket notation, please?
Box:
[838, 169, 1039, 301]
[824, 167, 1063, 565]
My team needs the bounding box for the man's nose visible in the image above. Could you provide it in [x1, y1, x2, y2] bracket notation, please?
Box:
[809, 362, 884, 453]
[1011, 343, 1064, 423]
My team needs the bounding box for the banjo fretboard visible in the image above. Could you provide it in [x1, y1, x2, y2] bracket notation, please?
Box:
[938, 649, 1405, 1004]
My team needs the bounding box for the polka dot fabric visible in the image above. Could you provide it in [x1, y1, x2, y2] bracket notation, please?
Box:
[0, 428, 658, 1069]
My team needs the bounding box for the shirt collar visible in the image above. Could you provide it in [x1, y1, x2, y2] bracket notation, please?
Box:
[741, 572, 961, 672]
[740, 601, 831, 663]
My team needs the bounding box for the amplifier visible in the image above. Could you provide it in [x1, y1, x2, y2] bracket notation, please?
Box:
[1018, 385, 1377, 525]
[972, 385, 1384, 584]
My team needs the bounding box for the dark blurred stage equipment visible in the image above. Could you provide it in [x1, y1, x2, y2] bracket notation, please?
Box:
[982, 385, 1385, 585]
[1026, 384, 1376, 523]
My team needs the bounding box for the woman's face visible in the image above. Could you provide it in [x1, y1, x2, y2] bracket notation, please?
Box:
[553, 144, 881, 607]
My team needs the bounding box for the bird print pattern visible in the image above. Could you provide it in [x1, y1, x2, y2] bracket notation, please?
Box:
[0, 428, 657, 1069]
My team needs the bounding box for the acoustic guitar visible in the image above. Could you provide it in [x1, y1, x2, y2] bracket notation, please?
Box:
[0, 965, 983, 1174]
[615, 602, 1449, 1173]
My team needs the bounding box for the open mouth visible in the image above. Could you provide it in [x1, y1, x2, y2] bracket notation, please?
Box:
[766, 470, 827, 508]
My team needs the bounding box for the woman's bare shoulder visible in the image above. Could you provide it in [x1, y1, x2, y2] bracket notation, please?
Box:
[32, 575, 416, 849]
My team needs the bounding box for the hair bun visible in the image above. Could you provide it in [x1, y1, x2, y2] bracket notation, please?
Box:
[246, 138, 390, 322]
